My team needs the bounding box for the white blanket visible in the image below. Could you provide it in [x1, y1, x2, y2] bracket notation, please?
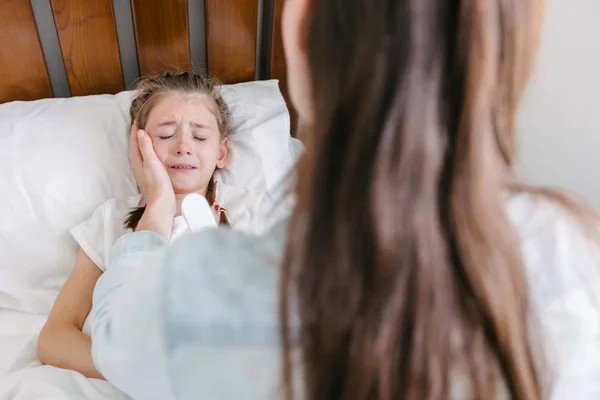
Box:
[0, 309, 129, 399]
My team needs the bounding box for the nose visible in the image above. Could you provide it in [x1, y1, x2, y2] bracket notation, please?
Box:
[176, 135, 192, 156]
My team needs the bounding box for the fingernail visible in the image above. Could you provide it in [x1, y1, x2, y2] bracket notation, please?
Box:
[137, 130, 144, 138]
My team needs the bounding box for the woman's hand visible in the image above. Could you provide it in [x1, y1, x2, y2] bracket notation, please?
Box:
[129, 122, 175, 238]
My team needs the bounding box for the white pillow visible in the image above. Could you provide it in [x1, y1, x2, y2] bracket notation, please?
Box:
[0, 80, 301, 314]
[217, 81, 303, 192]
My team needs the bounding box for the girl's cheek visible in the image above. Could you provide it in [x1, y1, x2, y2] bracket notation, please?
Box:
[194, 144, 211, 159]
[152, 142, 170, 164]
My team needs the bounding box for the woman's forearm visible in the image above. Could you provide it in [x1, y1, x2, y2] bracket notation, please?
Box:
[92, 231, 172, 399]
[38, 324, 104, 379]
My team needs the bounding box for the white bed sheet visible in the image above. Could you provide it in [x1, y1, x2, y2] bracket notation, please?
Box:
[0, 308, 129, 399]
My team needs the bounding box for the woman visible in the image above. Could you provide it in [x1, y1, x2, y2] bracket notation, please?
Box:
[91, 0, 600, 399]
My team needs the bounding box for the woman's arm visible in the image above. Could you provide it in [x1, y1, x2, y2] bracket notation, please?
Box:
[91, 230, 172, 400]
[38, 248, 104, 379]
[91, 224, 288, 400]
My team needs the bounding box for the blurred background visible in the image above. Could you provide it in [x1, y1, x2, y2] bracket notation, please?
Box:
[517, 0, 600, 208]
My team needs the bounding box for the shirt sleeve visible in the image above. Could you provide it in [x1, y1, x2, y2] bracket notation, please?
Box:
[519, 198, 600, 399]
[69, 201, 112, 271]
[69, 197, 137, 271]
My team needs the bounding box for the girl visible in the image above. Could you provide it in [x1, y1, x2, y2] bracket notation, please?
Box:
[38, 71, 245, 379]
[92, 0, 600, 399]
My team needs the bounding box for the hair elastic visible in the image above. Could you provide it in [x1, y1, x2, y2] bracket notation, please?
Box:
[212, 201, 227, 216]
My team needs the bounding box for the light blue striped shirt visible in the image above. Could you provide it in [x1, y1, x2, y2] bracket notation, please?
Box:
[92, 224, 288, 400]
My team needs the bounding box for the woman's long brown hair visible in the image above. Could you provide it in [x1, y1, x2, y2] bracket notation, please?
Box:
[281, 1, 547, 399]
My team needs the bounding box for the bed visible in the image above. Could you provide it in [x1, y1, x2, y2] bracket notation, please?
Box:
[0, 1, 299, 398]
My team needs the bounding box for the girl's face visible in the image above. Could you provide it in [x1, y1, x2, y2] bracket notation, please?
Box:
[144, 93, 228, 195]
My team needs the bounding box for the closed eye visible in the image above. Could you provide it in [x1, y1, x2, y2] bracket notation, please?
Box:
[193, 137, 207, 142]
[159, 135, 174, 140]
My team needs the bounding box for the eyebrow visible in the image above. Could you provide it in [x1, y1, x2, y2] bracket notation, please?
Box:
[190, 121, 210, 129]
[157, 121, 176, 127]
[157, 121, 211, 129]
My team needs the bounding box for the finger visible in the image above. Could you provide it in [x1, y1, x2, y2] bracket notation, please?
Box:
[128, 122, 142, 165]
[137, 129, 158, 163]
[129, 121, 139, 148]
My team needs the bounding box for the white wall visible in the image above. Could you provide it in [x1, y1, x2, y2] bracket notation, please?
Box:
[517, 0, 600, 208]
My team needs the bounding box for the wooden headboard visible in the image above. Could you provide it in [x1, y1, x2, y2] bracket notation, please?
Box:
[0, 0, 294, 129]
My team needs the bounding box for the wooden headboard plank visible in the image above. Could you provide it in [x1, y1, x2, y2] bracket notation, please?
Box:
[1, 0, 290, 107]
[270, 0, 286, 87]
[206, 0, 258, 83]
[270, 0, 298, 136]
[50, 0, 124, 96]
[131, 0, 191, 77]
[0, 0, 53, 102]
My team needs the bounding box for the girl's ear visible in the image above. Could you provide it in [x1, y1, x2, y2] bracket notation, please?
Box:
[216, 137, 229, 169]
